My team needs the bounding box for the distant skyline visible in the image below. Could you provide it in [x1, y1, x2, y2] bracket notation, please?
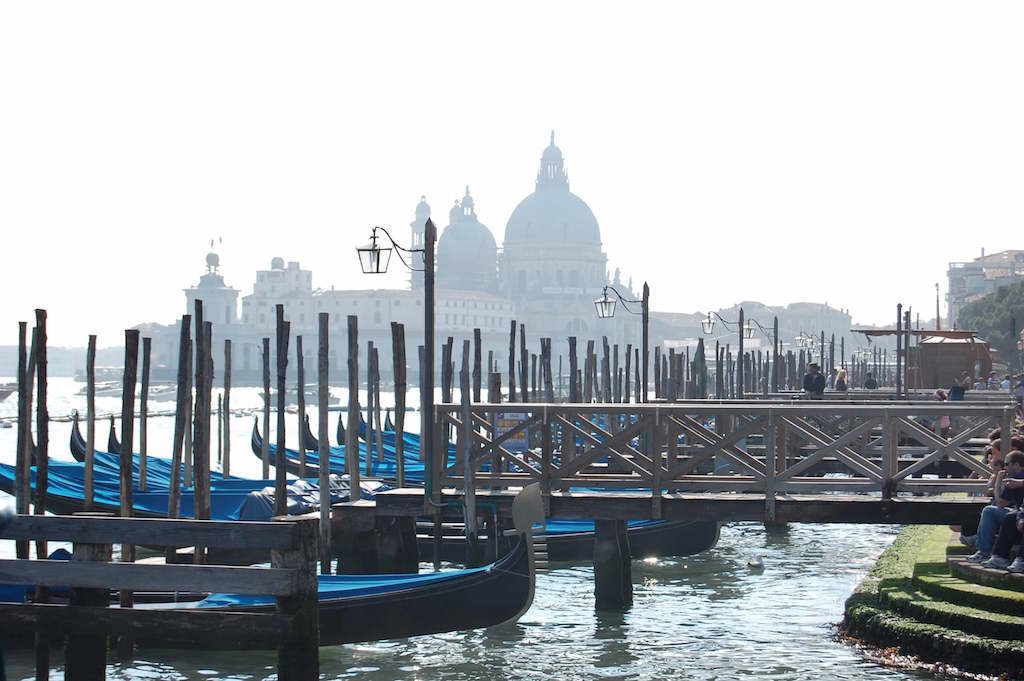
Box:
[1, 2, 1021, 346]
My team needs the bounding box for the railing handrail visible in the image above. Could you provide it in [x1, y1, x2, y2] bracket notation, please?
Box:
[0, 513, 301, 550]
[435, 401, 1010, 417]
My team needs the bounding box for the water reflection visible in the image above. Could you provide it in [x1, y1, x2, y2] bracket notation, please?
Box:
[4, 522, 936, 681]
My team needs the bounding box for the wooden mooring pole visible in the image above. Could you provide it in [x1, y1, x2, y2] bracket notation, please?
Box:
[223, 338, 231, 479]
[119, 327, 139, 660]
[32, 311, 50, 680]
[262, 337, 271, 479]
[318, 313, 331, 574]
[15, 322, 29, 559]
[297, 335, 307, 479]
[346, 315, 360, 496]
[168, 316, 190, 520]
[275, 305, 290, 517]
[391, 322, 407, 488]
[139, 336, 151, 492]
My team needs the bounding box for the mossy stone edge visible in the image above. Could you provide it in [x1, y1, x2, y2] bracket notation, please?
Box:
[843, 525, 1024, 677]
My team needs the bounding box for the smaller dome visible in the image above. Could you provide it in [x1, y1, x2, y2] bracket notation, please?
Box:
[541, 130, 563, 163]
[448, 199, 461, 225]
[205, 252, 220, 269]
[271, 257, 285, 270]
[461, 186, 475, 213]
[415, 195, 430, 221]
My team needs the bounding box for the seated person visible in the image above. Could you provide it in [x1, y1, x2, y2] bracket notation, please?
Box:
[982, 507, 1024, 572]
[863, 372, 878, 390]
[959, 441, 1004, 547]
[968, 449, 1024, 563]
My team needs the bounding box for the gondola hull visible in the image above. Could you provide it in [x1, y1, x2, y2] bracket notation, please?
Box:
[173, 534, 533, 648]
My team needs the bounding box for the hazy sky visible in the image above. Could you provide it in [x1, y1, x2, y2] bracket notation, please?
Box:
[2, 2, 1021, 346]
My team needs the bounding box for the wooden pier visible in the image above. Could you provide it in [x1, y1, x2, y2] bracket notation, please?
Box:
[337, 398, 1010, 609]
[0, 513, 320, 680]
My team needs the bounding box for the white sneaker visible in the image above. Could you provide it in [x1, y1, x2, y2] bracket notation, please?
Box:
[1009, 557, 1024, 574]
[959, 534, 977, 548]
[982, 555, 1011, 570]
[967, 551, 990, 564]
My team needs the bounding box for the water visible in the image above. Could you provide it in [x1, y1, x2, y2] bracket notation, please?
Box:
[0, 379, 937, 680]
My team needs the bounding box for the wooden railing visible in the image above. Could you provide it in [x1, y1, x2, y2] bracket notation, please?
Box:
[436, 402, 1012, 515]
[0, 513, 319, 680]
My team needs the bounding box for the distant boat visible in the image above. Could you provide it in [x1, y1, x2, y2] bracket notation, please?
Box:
[0, 383, 15, 402]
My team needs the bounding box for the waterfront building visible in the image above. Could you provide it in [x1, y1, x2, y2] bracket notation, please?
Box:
[141, 132, 852, 384]
[947, 249, 1024, 324]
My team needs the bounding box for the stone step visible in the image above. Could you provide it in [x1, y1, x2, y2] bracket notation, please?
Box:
[948, 555, 1024, 593]
[914, 567, 1024, 617]
[879, 579, 1024, 641]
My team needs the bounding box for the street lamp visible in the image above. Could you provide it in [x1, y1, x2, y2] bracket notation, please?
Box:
[701, 308, 772, 399]
[593, 283, 650, 402]
[356, 220, 437, 504]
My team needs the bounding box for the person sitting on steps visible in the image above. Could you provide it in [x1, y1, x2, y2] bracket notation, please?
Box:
[968, 449, 1024, 564]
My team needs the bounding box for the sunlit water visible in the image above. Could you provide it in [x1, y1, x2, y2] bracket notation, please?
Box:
[0, 379, 935, 680]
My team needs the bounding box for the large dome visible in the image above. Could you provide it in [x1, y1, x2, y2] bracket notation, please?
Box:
[503, 132, 601, 246]
[504, 189, 600, 245]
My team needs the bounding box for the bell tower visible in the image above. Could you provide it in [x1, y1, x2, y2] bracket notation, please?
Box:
[410, 195, 430, 290]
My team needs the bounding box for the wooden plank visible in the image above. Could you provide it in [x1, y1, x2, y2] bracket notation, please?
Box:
[374, 487, 989, 525]
[0, 559, 297, 596]
[0, 603, 293, 650]
[0, 515, 298, 550]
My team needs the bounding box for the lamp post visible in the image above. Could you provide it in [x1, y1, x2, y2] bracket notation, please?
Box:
[594, 282, 650, 402]
[357, 220, 436, 504]
[700, 308, 757, 398]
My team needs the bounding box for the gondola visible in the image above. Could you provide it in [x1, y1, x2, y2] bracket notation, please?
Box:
[1, 484, 544, 649]
[180, 483, 541, 648]
[250, 418, 429, 482]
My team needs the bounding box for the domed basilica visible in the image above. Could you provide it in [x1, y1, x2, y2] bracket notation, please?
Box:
[416, 132, 624, 343]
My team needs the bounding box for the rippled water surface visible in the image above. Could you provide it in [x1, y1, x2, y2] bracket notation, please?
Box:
[0, 380, 936, 680]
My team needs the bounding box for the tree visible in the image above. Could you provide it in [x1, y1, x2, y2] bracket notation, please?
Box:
[958, 281, 1024, 368]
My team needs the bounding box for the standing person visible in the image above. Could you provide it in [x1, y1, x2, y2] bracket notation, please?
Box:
[950, 372, 970, 401]
[933, 389, 951, 439]
[863, 372, 878, 390]
[803, 362, 826, 399]
[827, 367, 838, 389]
[835, 369, 849, 392]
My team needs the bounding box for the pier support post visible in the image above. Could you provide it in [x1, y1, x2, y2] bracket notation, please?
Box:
[375, 516, 419, 573]
[274, 516, 319, 680]
[593, 519, 632, 610]
[66, 512, 112, 681]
